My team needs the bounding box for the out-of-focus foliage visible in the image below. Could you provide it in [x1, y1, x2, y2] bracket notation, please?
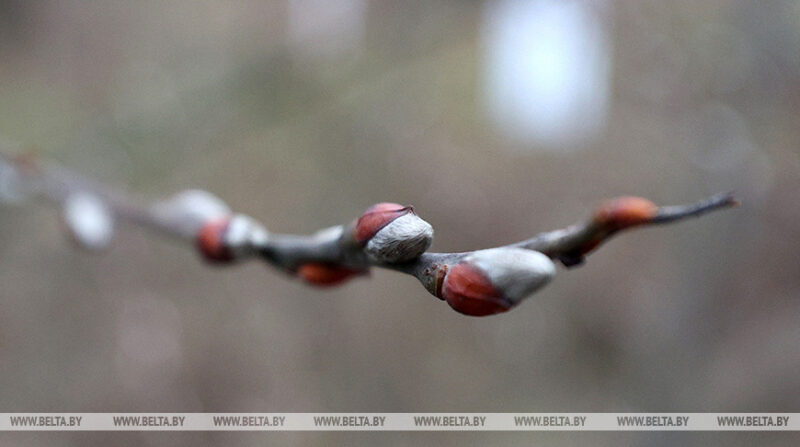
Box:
[0, 1, 797, 445]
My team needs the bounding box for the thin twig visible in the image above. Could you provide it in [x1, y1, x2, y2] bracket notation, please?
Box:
[0, 148, 739, 316]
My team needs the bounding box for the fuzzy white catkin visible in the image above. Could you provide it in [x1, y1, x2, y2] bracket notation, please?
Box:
[62, 192, 115, 251]
[151, 189, 231, 238]
[465, 247, 556, 303]
[364, 213, 433, 263]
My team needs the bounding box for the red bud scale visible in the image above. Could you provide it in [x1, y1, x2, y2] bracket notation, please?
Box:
[297, 262, 367, 287]
[593, 196, 658, 230]
[438, 247, 556, 316]
[195, 214, 269, 263]
[354, 202, 433, 263]
[196, 217, 234, 262]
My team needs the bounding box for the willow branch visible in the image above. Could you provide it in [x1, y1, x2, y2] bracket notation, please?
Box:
[0, 149, 739, 316]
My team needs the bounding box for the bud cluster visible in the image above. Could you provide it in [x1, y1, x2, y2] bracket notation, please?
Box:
[178, 197, 559, 314]
[0, 150, 737, 319]
[354, 203, 558, 316]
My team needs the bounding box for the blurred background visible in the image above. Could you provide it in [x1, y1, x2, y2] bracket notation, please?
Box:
[0, 0, 798, 445]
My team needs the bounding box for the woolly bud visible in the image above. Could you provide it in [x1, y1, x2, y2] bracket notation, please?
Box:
[296, 263, 367, 287]
[441, 248, 556, 316]
[195, 213, 269, 263]
[152, 189, 231, 238]
[61, 192, 115, 251]
[593, 196, 658, 230]
[354, 202, 433, 263]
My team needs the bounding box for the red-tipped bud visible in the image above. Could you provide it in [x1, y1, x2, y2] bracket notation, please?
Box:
[355, 203, 411, 243]
[196, 217, 234, 262]
[440, 248, 556, 316]
[195, 214, 269, 263]
[443, 263, 509, 316]
[593, 196, 658, 230]
[354, 202, 433, 263]
[296, 263, 367, 287]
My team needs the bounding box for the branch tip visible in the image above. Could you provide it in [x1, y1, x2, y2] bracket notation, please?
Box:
[651, 192, 739, 224]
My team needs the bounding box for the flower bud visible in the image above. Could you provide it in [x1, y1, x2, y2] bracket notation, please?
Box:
[152, 189, 231, 238]
[196, 217, 233, 262]
[441, 248, 556, 316]
[296, 262, 367, 287]
[62, 192, 115, 251]
[195, 213, 269, 263]
[593, 196, 658, 230]
[354, 202, 433, 263]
